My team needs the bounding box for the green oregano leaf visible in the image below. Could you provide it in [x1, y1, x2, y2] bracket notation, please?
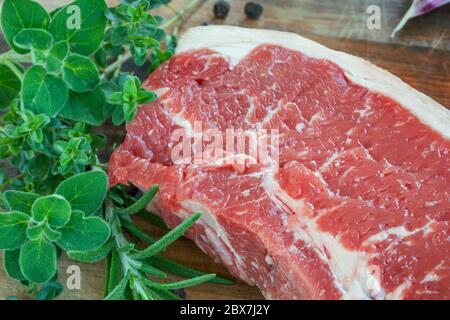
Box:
[94, 47, 107, 68]
[20, 238, 57, 283]
[110, 26, 128, 47]
[55, 171, 108, 215]
[112, 106, 125, 126]
[123, 101, 137, 122]
[3, 190, 40, 215]
[56, 210, 110, 252]
[0, 211, 30, 250]
[13, 29, 54, 67]
[67, 239, 114, 263]
[137, 89, 157, 104]
[130, 45, 147, 67]
[59, 86, 111, 126]
[3, 249, 26, 281]
[44, 225, 62, 242]
[35, 281, 64, 300]
[13, 28, 53, 51]
[62, 54, 100, 93]
[21, 65, 68, 116]
[0, 0, 50, 53]
[46, 41, 69, 73]
[123, 77, 138, 96]
[0, 64, 21, 109]
[31, 195, 71, 228]
[27, 154, 54, 179]
[106, 92, 123, 105]
[49, 0, 107, 56]
[27, 223, 62, 242]
[26, 224, 46, 241]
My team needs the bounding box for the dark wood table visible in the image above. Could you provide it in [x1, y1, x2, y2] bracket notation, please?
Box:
[0, 0, 448, 300]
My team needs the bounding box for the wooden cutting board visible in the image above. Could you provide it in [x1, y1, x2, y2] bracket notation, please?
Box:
[0, 0, 449, 300]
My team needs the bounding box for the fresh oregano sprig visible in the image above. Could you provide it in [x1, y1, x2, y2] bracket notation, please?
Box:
[0, 0, 228, 300]
[107, 75, 157, 125]
[1, 171, 110, 284]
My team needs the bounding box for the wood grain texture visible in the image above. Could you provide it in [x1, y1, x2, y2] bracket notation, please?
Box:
[0, 0, 449, 300]
[181, 0, 450, 50]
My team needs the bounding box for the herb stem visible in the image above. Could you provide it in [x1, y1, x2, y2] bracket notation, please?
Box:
[161, 0, 202, 30]
[106, 198, 158, 300]
[4, 61, 24, 80]
[0, 50, 32, 64]
[101, 52, 132, 79]
[165, 4, 182, 16]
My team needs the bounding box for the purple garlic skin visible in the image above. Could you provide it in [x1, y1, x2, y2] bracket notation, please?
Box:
[391, 0, 450, 38]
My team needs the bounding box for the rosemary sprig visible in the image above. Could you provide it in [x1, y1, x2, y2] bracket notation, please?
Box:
[105, 194, 217, 300]
[116, 186, 159, 216]
[130, 213, 202, 259]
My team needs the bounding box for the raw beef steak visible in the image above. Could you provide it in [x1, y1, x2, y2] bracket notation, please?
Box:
[109, 26, 450, 299]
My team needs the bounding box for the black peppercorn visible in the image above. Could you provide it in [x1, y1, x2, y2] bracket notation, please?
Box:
[213, 1, 230, 19]
[245, 2, 263, 20]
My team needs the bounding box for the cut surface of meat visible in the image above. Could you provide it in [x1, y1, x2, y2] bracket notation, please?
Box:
[109, 26, 450, 300]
